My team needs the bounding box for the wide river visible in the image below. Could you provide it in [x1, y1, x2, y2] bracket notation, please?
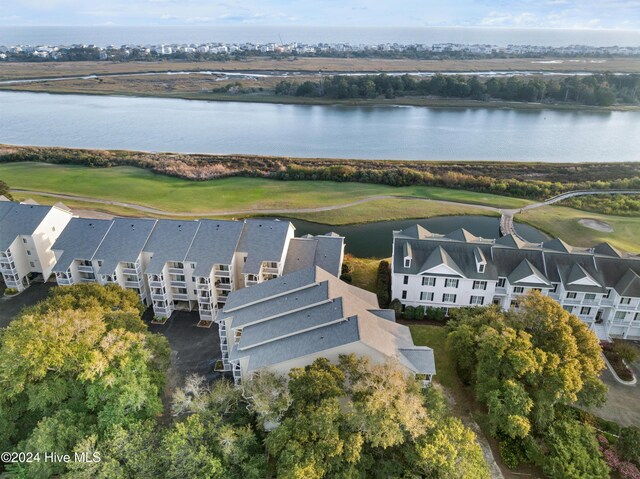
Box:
[1, 91, 639, 162]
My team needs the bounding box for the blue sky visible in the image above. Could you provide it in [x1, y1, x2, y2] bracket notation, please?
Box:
[2, 0, 640, 29]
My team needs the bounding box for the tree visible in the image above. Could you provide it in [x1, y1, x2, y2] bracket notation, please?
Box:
[375, 260, 391, 308]
[0, 284, 170, 474]
[0, 179, 12, 200]
[618, 426, 640, 464]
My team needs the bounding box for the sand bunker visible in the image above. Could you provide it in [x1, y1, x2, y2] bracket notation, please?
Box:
[579, 218, 614, 232]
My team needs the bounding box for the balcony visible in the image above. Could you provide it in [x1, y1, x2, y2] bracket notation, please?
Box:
[57, 277, 74, 286]
[262, 266, 279, 275]
[215, 282, 231, 291]
[169, 279, 186, 287]
[199, 310, 213, 319]
[122, 266, 140, 275]
[125, 280, 141, 288]
[214, 270, 230, 277]
[77, 264, 94, 273]
[79, 277, 96, 283]
[148, 280, 163, 288]
[172, 293, 189, 301]
[154, 307, 169, 316]
[562, 298, 582, 305]
[494, 287, 507, 295]
[197, 281, 211, 290]
[0, 266, 16, 275]
[167, 267, 183, 275]
[151, 293, 166, 301]
[5, 279, 20, 288]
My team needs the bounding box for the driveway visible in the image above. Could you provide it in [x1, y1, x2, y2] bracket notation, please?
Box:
[0, 281, 55, 328]
[590, 356, 640, 428]
[146, 309, 223, 389]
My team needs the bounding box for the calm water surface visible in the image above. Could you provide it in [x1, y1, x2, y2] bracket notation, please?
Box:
[1, 91, 639, 162]
[283, 216, 548, 258]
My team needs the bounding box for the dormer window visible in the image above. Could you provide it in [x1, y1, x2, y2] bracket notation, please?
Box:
[478, 264, 485, 273]
[404, 258, 411, 268]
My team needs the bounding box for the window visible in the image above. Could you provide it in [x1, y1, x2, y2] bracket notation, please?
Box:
[472, 280, 487, 290]
[580, 307, 591, 316]
[470, 296, 484, 305]
[404, 258, 411, 268]
[422, 277, 436, 287]
[551, 283, 558, 293]
[420, 292, 434, 301]
[513, 286, 524, 294]
[614, 311, 627, 322]
[620, 297, 632, 305]
[192, 276, 196, 282]
[26, 250, 31, 256]
[563, 305, 573, 313]
[401, 290, 407, 300]
[29, 261, 35, 268]
[191, 263, 196, 269]
[478, 264, 485, 273]
[403, 275, 409, 285]
[52, 226, 55, 232]
[585, 293, 596, 301]
[566, 292, 577, 299]
[510, 299, 520, 309]
[193, 289, 197, 295]
[243, 257, 247, 263]
[445, 279, 459, 288]
[22, 238, 27, 243]
[97, 260, 103, 267]
[634, 313, 640, 321]
[442, 293, 457, 303]
[497, 278, 506, 288]
[604, 289, 612, 299]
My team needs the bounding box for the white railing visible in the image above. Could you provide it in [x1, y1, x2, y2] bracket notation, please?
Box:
[77, 265, 94, 273]
[122, 266, 140, 275]
[214, 270, 230, 277]
[167, 267, 183, 275]
[57, 277, 74, 285]
[262, 266, 279, 274]
[148, 280, 163, 288]
[172, 293, 189, 301]
[169, 279, 186, 287]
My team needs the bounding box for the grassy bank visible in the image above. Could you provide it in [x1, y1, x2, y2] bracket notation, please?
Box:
[0, 162, 529, 213]
[518, 205, 640, 252]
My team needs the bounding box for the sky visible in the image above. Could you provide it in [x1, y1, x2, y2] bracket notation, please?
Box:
[2, 0, 640, 29]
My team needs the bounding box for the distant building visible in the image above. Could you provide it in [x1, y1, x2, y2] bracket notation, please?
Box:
[391, 225, 640, 340]
[220, 266, 436, 384]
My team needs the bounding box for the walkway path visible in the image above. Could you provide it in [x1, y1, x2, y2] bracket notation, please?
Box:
[498, 189, 640, 241]
[10, 188, 640, 236]
[10, 189, 500, 218]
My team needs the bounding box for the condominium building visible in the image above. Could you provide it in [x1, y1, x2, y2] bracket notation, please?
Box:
[391, 225, 640, 340]
[48, 211, 343, 327]
[52, 218, 114, 287]
[142, 219, 201, 319]
[219, 266, 436, 384]
[94, 218, 157, 305]
[0, 201, 73, 291]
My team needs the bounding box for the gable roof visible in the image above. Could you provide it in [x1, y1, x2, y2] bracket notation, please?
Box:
[225, 267, 435, 376]
[615, 269, 640, 297]
[143, 219, 200, 275]
[283, 233, 344, 277]
[237, 219, 293, 275]
[445, 228, 479, 242]
[594, 242, 622, 258]
[397, 224, 433, 240]
[52, 218, 113, 272]
[495, 234, 527, 249]
[186, 219, 245, 277]
[0, 203, 60, 251]
[419, 246, 465, 277]
[543, 238, 573, 253]
[94, 218, 157, 275]
[567, 263, 601, 287]
[507, 259, 552, 287]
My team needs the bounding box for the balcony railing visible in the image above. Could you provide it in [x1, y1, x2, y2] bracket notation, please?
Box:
[122, 267, 140, 275]
[77, 265, 94, 273]
[262, 266, 279, 274]
[148, 280, 163, 288]
[172, 293, 189, 301]
[214, 270, 230, 277]
[151, 293, 166, 301]
[154, 307, 169, 315]
[57, 277, 74, 285]
[167, 267, 183, 275]
[215, 283, 231, 291]
[125, 280, 141, 289]
[169, 279, 186, 287]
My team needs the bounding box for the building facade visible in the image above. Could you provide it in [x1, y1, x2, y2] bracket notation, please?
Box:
[392, 226, 640, 340]
[0, 201, 73, 291]
[219, 266, 436, 384]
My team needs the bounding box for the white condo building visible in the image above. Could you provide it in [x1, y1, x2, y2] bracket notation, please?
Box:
[0, 201, 73, 291]
[391, 226, 640, 340]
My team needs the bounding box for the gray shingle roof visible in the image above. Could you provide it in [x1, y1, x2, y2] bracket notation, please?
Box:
[94, 218, 157, 275]
[543, 238, 573, 253]
[225, 266, 435, 376]
[594, 242, 622, 258]
[186, 220, 244, 277]
[495, 234, 526, 249]
[52, 218, 113, 272]
[396, 224, 433, 240]
[283, 233, 344, 277]
[419, 246, 465, 277]
[143, 219, 200, 275]
[508, 259, 552, 287]
[238, 219, 292, 275]
[0, 203, 55, 251]
[399, 348, 436, 375]
[445, 228, 479, 242]
[615, 269, 640, 297]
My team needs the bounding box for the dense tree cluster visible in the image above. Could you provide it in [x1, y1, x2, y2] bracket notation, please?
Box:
[447, 292, 609, 478]
[561, 194, 640, 216]
[0, 284, 171, 478]
[0, 179, 12, 200]
[276, 72, 640, 106]
[375, 260, 391, 308]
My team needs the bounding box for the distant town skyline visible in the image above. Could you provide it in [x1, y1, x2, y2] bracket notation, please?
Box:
[3, 0, 640, 30]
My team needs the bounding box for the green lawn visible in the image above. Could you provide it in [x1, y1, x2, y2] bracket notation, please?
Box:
[519, 205, 640, 253]
[0, 162, 531, 215]
[408, 324, 463, 395]
[343, 255, 383, 293]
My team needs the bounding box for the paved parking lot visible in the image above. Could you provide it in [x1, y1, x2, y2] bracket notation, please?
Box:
[590, 355, 640, 428]
[146, 309, 223, 388]
[0, 281, 55, 327]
